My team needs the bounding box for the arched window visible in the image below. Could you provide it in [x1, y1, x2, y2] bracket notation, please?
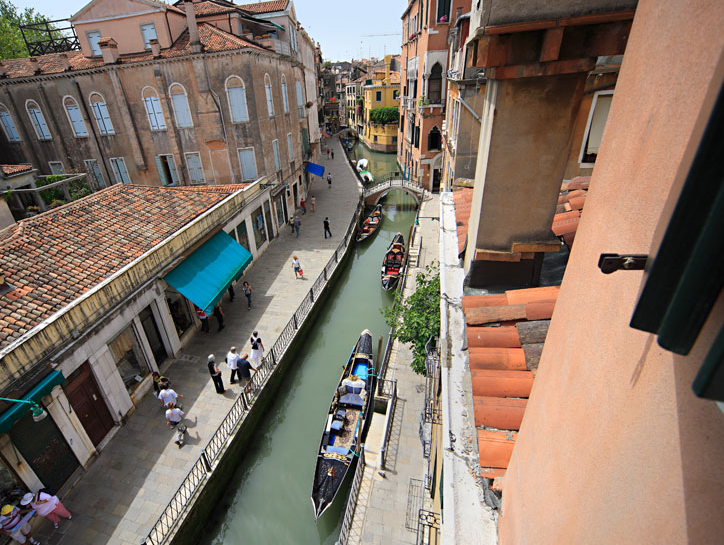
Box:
[428, 63, 442, 104]
[0, 103, 21, 142]
[89, 93, 114, 135]
[169, 83, 193, 128]
[281, 74, 289, 113]
[264, 74, 274, 117]
[142, 86, 166, 130]
[225, 76, 249, 123]
[25, 100, 51, 140]
[63, 96, 88, 137]
[428, 126, 441, 150]
[295, 81, 304, 107]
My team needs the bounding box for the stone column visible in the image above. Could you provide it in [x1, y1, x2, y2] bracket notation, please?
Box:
[43, 385, 96, 467]
[0, 434, 43, 491]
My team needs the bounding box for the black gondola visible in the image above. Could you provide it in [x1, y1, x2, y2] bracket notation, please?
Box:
[381, 233, 406, 291]
[311, 329, 375, 520]
[355, 204, 383, 242]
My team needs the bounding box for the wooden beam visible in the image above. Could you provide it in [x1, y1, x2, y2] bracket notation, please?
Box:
[515, 320, 550, 344]
[511, 241, 562, 253]
[487, 58, 596, 79]
[474, 249, 522, 262]
[522, 343, 545, 370]
[540, 27, 564, 62]
[484, 10, 636, 35]
[479, 34, 512, 67]
[466, 304, 527, 325]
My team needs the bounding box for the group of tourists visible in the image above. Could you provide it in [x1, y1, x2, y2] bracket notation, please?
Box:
[1, 489, 72, 544]
[207, 332, 264, 394]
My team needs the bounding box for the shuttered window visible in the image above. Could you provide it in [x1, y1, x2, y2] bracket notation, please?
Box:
[26, 101, 51, 140]
[226, 76, 249, 123]
[296, 81, 304, 106]
[143, 90, 166, 130]
[265, 74, 274, 116]
[287, 133, 294, 162]
[90, 94, 114, 135]
[155, 154, 179, 186]
[185, 152, 205, 184]
[110, 157, 131, 184]
[170, 84, 193, 128]
[281, 75, 289, 113]
[140, 23, 157, 49]
[238, 147, 258, 180]
[64, 97, 88, 137]
[272, 139, 281, 171]
[84, 159, 105, 188]
[87, 31, 101, 56]
[0, 105, 21, 142]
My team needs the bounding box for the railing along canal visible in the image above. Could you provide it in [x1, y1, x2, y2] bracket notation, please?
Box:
[378, 378, 398, 471]
[144, 199, 364, 545]
[336, 446, 366, 545]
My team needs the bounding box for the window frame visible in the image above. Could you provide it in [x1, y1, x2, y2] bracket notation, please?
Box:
[84, 158, 105, 188]
[155, 154, 180, 186]
[225, 75, 249, 123]
[62, 95, 88, 138]
[296, 81, 304, 107]
[184, 151, 205, 184]
[142, 86, 167, 131]
[287, 132, 294, 162]
[281, 74, 289, 113]
[48, 161, 65, 175]
[578, 89, 614, 167]
[25, 100, 51, 141]
[86, 30, 102, 56]
[109, 157, 131, 184]
[89, 92, 115, 135]
[139, 22, 157, 50]
[272, 139, 281, 171]
[168, 83, 193, 128]
[264, 74, 275, 117]
[0, 103, 21, 142]
[237, 147, 258, 181]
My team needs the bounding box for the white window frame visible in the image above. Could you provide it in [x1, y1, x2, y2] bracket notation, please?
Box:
[264, 74, 274, 117]
[287, 132, 294, 162]
[84, 159, 105, 188]
[140, 22, 157, 49]
[110, 157, 131, 184]
[25, 100, 51, 140]
[89, 93, 115, 135]
[237, 147, 258, 181]
[62, 95, 88, 138]
[155, 154, 180, 186]
[184, 152, 205, 184]
[48, 161, 65, 175]
[86, 30, 102, 56]
[578, 90, 614, 167]
[142, 86, 167, 131]
[272, 139, 281, 171]
[281, 74, 289, 113]
[169, 83, 193, 128]
[225, 75, 249, 123]
[0, 103, 21, 142]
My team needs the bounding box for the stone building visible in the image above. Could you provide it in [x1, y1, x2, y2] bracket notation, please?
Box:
[361, 56, 400, 153]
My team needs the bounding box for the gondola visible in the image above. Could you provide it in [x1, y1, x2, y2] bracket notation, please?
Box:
[311, 329, 375, 520]
[381, 233, 406, 291]
[355, 204, 383, 242]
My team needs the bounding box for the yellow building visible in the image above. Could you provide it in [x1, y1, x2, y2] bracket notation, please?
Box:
[362, 55, 400, 152]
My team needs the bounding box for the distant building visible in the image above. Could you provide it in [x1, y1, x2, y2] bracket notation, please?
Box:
[361, 55, 399, 153]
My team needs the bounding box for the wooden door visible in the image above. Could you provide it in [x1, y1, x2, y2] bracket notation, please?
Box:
[64, 363, 115, 446]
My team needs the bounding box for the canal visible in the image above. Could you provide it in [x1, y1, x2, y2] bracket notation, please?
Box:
[347, 139, 401, 181]
[203, 152, 415, 544]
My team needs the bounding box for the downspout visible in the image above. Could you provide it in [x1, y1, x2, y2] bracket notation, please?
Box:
[458, 95, 482, 123]
[164, 10, 172, 43]
[201, 56, 228, 145]
[73, 77, 113, 188]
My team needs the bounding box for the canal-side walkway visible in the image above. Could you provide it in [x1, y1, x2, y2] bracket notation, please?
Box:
[36, 139, 360, 545]
[348, 193, 441, 544]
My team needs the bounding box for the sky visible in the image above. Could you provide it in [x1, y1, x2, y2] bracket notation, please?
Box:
[14, 0, 408, 62]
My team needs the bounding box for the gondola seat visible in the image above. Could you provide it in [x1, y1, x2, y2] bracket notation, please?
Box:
[340, 393, 364, 408]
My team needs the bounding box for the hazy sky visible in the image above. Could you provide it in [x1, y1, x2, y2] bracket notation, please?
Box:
[14, 0, 407, 61]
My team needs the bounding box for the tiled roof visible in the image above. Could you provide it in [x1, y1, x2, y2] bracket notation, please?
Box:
[552, 176, 590, 248]
[0, 164, 33, 176]
[188, 0, 241, 16]
[238, 0, 289, 13]
[0, 24, 265, 79]
[452, 188, 473, 255]
[0, 184, 244, 351]
[462, 286, 560, 486]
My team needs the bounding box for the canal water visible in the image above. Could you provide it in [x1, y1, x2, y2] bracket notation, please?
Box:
[347, 139, 401, 181]
[203, 154, 415, 544]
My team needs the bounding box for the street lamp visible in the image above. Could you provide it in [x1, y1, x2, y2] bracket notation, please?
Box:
[0, 397, 48, 422]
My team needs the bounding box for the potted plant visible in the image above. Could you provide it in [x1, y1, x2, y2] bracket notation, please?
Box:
[306, 101, 313, 108]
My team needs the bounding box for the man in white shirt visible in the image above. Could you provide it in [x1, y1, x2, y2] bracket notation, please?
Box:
[158, 386, 182, 409]
[226, 346, 241, 383]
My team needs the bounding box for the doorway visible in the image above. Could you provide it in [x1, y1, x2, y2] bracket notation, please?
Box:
[432, 168, 442, 193]
[293, 182, 299, 209]
[140, 305, 168, 366]
[64, 362, 115, 446]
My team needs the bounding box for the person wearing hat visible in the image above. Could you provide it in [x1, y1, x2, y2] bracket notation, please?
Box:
[0, 504, 40, 544]
[20, 489, 71, 530]
[226, 346, 241, 384]
[207, 354, 226, 394]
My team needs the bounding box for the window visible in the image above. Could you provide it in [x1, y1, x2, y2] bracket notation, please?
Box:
[63, 96, 88, 137]
[169, 83, 193, 128]
[87, 31, 101, 56]
[252, 205, 267, 249]
[110, 157, 131, 184]
[428, 63, 442, 103]
[226, 76, 249, 123]
[414, 124, 420, 148]
[109, 324, 150, 392]
[376, 91, 382, 102]
[437, 0, 451, 22]
[238, 147, 258, 180]
[428, 126, 441, 150]
[290, 26, 297, 51]
[155, 154, 179, 185]
[185, 152, 205, 184]
[235, 219, 250, 250]
[26, 100, 51, 140]
[0, 104, 21, 142]
[49, 162, 65, 175]
[140, 23, 157, 49]
[392, 136, 397, 143]
[579, 90, 614, 165]
[272, 139, 281, 171]
[451, 99, 460, 146]
[393, 89, 400, 100]
[373, 135, 378, 143]
[85, 159, 105, 188]
[281, 75, 289, 113]
[142, 87, 166, 130]
[296, 81, 304, 106]
[264, 74, 274, 116]
[287, 133, 294, 162]
[90, 93, 114, 135]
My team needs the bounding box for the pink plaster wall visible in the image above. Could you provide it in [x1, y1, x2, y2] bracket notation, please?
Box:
[499, 0, 724, 542]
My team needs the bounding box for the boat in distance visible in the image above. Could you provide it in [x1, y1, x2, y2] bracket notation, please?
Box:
[381, 233, 406, 291]
[311, 329, 375, 520]
[355, 204, 383, 242]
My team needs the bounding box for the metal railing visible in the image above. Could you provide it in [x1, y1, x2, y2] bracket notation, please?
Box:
[416, 510, 441, 545]
[423, 337, 441, 426]
[144, 198, 364, 545]
[362, 178, 425, 200]
[336, 446, 366, 545]
[379, 378, 398, 471]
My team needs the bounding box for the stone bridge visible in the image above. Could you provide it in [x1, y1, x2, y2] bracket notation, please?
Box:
[362, 178, 426, 206]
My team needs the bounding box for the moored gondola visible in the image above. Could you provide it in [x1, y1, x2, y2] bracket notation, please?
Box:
[311, 330, 375, 520]
[355, 204, 383, 242]
[381, 233, 406, 291]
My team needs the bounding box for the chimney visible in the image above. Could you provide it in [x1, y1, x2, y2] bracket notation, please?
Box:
[57, 53, 71, 71]
[28, 57, 42, 74]
[149, 38, 161, 58]
[98, 38, 119, 64]
[184, 1, 202, 53]
[230, 12, 243, 36]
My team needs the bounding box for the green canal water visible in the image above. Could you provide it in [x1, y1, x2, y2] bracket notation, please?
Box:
[347, 140, 401, 181]
[204, 155, 415, 544]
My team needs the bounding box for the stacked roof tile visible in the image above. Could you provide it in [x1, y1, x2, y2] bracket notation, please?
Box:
[238, 0, 289, 14]
[0, 165, 33, 177]
[0, 184, 246, 350]
[452, 188, 473, 255]
[463, 285, 560, 488]
[552, 176, 590, 249]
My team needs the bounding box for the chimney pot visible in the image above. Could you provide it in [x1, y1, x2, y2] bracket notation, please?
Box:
[149, 38, 161, 58]
[98, 37, 119, 64]
[230, 12, 243, 36]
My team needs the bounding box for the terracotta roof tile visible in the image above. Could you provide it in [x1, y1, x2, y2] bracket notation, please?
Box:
[462, 293, 508, 310]
[453, 188, 473, 255]
[470, 347, 527, 371]
[566, 176, 591, 190]
[467, 325, 521, 348]
[470, 369, 534, 398]
[0, 164, 33, 176]
[525, 300, 556, 321]
[0, 184, 241, 350]
[238, 0, 289, 14]
[474, 396, 527, 429]
[189, 0, 240, 16]
[552, 214, 581, 237]
[504, 286, 560, 306]
[478, 429, 517, 469]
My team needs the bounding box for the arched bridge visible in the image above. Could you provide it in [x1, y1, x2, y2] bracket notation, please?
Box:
[362, 178, 426, 206]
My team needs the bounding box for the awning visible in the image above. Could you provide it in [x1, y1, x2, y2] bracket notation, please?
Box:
[305, 162, 325, 177]
[164, 231, 253, 314]
[0, 370, 65, 434]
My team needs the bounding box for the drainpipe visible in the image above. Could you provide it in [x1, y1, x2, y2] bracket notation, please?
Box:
[439, 195, 453, 453]
[73, 78, 113, 188]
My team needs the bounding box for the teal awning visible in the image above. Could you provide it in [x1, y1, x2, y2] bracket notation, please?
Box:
[164, 231, 253, 314]
[0, 370, 65, 434]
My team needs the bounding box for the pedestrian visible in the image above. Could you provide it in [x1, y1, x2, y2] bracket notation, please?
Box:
[228, 284, 235, 302]
[152, 372, 169, 397]
[0, 504, 39, 544]
[226, 346, 241, 383]
[250, 331, 264, 368]
[300, 198, 306, 214]
[324, 217, 332, 239]
[207, 354, 226, 394]
[331, 149, 335, 159]
[213, 303, 225, 331]
[294, 216, 301, 238]
[292, 255, 303, 279]
[195, 306, 209, 333]
[165, 402, 185, 427]
[242, 281, 252, 310]
[289, 217, 295, 233]
[327, 173, 332, 188]
[20, 490, 71, 530]
[327, 148, 330, 159]
[158, 384, 182, 409]
[310, 196, 316, 213]
[237, 352, 255, 390]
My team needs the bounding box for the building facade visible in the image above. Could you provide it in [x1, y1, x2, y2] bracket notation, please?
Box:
[361, 56, 400, 153]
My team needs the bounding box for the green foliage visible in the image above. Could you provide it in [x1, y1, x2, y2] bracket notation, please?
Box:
[35, 174, 64, 204]
[381, 263, 440, 375]
[0, 1, 58, 60]
[370, 106, 399, 125]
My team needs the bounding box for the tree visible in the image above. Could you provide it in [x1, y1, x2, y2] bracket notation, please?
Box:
[0, 1, 56, 60]
[381, 263, 440, 375]
[370, 106, 399, 125]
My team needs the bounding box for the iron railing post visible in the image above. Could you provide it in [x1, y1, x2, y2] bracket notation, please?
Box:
[201, 452, 212, 472]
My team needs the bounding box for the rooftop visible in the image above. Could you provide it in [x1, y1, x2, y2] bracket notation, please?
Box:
[0, 164, 33, 177]
[552, 176, 590, 249]
[238, 0, 289, 14]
